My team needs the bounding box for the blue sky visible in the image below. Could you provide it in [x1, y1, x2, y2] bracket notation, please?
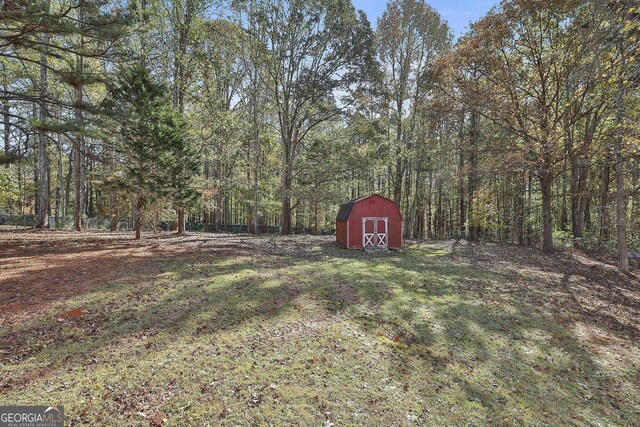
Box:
[352, 0, 498, 38]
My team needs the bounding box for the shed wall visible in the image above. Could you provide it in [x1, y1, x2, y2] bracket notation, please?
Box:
[336, 220, 348, 247]
[346, 195, 402, 249]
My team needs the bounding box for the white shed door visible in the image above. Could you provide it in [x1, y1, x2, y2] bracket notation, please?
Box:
[362, 217, 388, 248]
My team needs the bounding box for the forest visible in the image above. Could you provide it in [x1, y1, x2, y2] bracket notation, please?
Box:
[1, 0, 639, 272]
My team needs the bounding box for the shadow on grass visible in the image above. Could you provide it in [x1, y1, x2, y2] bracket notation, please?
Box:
[1, 235, 638, 424]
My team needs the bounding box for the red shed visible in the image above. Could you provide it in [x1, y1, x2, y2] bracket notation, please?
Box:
[336, 194, 403, 250]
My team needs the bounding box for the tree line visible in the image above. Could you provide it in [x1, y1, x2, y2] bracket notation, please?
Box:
[1, 0, 638, 271]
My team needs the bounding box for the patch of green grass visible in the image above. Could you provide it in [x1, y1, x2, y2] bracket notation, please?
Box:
[2, 240, 639, 426]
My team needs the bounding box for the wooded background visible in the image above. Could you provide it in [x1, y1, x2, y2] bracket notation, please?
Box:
[1, 0, 639, 270]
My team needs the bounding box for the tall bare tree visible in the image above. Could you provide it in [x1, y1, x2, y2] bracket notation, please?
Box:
[376, 0, 451, 223]
[35, 0, 51, 229]
[246, 0, 375, 234]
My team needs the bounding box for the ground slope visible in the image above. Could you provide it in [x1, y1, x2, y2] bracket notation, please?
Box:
[1, 231, 639, 426]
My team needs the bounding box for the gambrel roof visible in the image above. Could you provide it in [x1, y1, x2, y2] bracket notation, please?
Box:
[336, 194, 402, 221]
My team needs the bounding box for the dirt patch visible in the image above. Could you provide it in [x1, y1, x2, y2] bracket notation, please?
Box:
[0, 230, 256, 326]
[149, 412, 168, 426]
[57, 308, 89, 319]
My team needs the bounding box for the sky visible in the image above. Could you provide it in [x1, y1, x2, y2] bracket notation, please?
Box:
[352, 0, 498, 39]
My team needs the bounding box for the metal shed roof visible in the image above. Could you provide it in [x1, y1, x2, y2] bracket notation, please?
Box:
[336, 202, 355, 221]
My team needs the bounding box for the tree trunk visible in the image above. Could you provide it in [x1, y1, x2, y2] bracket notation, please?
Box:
[540, 174, 554, 253]
[426, 168, 433, 239]
[411, 170, 423, 238]
[56, 136, 65, 225]
[504, 175, 511, 241]
[87, 153, 93, 217]
[561, 165, 569, 231]
[73, 137, 83, 231]
[73, 8, 85, 232]
[110, 205, 117, 231]
[599, 152, 611, 245]
[403, 166, 415, 237]
[109, 139, 117, 231]
[517, 171, 525, 245]
[615, 62, 628, 273]
[562, 126, 572, 233]
[393, 91, 403, 206]
[615, 151, 628, 272]
[135, 195, 143, 240]
[36, 6, 50, 229]
[252, 70, 260, 234]
[436, 181, 444, 239]
[65, 149, 72, 217]
[33, 136, 39, 216]
[467, 110, 478, 241]
[584, 193, 592, 231]
[2, 84, 9, 166]
[280, 161, 292, 235]
[574, 164, 591, 242]
[393, 152, 403, 206]
[176, 207, 186, 235]
[253, 144, 260, 234]
[458, 145, 465, 239]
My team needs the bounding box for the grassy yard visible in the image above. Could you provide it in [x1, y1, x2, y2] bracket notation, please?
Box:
[1, 231, 639, 426]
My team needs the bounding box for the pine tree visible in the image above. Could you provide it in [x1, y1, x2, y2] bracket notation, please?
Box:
[103, 64, 195, 239]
